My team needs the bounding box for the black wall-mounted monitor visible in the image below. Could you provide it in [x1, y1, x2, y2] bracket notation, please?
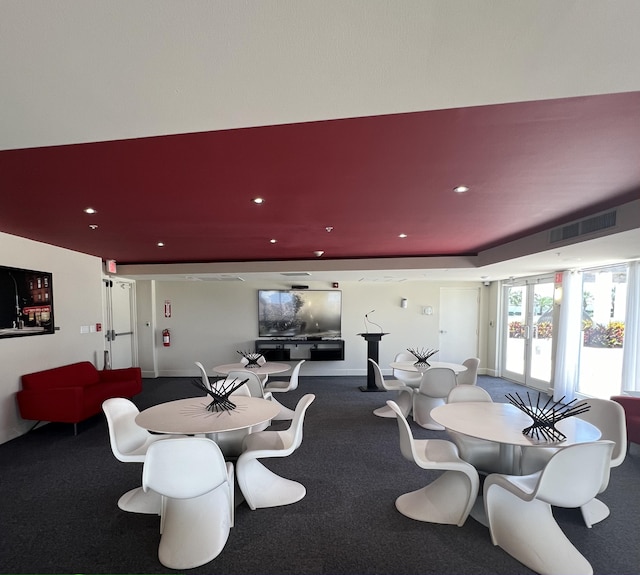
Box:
[0, 264, 55, 339]
[258, 289, 342, 338]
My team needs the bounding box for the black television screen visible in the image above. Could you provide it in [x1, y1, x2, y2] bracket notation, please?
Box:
[0, 264, 55, 339]
[258, 290, 342, 338]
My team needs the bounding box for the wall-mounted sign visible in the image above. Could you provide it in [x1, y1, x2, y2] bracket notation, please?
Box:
[164, 300, 172, 318]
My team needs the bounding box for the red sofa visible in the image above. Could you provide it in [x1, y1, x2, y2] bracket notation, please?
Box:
[17, 361, 142, 434]
[611, 395, 640, 446]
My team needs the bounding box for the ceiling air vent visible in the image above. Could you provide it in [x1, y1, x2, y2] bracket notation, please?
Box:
[549, 210, 617, 244]
[202, 276, 245, 282]
[185, 275, 245, 282]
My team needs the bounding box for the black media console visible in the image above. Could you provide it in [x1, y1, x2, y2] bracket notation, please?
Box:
[255, 339, 345, 361]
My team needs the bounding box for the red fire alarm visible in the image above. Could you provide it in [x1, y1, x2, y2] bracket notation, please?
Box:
[96, 323, 102, 332]
[106, 259, 117, 274]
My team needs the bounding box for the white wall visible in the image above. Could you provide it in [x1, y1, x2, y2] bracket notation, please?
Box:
[0, 230, 496, 444]
[136, 279, 492, 378]
[0, 232, 104, 444]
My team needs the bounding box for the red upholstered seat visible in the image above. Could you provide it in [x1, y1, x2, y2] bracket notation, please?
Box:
[17, 361, 142, 433]
[611, 395, 640, 446]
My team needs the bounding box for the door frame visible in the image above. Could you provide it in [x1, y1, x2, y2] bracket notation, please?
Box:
[500, 274, 555, 391]
[102, 276, 138, 369]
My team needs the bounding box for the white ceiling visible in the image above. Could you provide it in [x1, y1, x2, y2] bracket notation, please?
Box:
[3, 1, 640, 151]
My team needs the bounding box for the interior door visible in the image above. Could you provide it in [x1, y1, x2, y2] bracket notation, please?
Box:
[501, 278, 554, 391]
[438, 287, 479, 363]
[103, 278, 136, 369]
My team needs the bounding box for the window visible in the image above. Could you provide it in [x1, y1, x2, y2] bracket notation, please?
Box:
[577, 264, 627, 398]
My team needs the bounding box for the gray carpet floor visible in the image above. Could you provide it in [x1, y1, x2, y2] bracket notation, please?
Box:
[0, 375, 638, 574]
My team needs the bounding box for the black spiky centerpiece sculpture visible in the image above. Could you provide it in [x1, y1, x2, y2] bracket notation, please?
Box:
[237, 350, 265, 368]
[191, 376, 248, 412]
[407, 347, 439, 372]
[506, 391, 591, 442]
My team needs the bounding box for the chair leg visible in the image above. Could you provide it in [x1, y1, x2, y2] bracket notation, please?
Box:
[373, 404, 396, 418]
[374, 390, 412, 418]
[412, 395, 445, 430]
[485, 483, 594, 575]
[237, 455, 306, 510]
[118, 486, 162, 514]
[580, 497, 610, 528]
[395, 470, 476, 526]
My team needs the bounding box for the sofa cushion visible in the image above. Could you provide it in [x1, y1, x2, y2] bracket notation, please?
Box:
[83, 379, 140, 417]
[21, 361, 100, 390]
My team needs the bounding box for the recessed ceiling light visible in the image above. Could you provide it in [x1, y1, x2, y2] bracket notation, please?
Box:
[398, 233, 407, 238]
[157, 242, 165, 247]
[252, 197, 264, 204]
[88, 224, 98, 230]
[84, 207, 97, 214]
[453, 185, 469, 193]
[314, 251, 324, 257]
[325, 226, 334, 232]
[270, 239, 277, 244]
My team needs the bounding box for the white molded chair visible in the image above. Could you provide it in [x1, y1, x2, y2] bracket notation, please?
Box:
[456, 357, 480, 385]
[229, 369, 294, 421]
[412, 367, 457, 430]
[368, 358, 413, 418]
[237, 394, 315, 510]
[520, 397, 627, 527]
[484, 440, 614, 575]
[447, 384, 493, 403]
[194, 361, 212, 388]
[264, 359, 305, 393]
[227, 370, 271, 401]
[445, 385, 502, 473]
[392, 352, 422, 389]
[102, 397, 177, 514]
[387, 400, 479, 526]
[142, 437, 234, 570]
[264, 360, 305, 420]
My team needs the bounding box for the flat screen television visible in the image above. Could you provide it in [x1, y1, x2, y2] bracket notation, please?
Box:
[0, 264, 55, 339]
[258, 289, 342, 338]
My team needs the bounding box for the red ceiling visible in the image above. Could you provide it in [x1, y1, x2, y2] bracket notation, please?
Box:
[1, 91, 639, 265]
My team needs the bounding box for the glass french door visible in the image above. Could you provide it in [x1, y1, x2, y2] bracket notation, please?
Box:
[502, 277, 555, 391]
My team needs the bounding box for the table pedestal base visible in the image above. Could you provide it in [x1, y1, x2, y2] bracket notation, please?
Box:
[358, 385, 385, 392]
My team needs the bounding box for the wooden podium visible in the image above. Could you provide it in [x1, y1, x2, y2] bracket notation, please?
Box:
[357, 332, 388, 391]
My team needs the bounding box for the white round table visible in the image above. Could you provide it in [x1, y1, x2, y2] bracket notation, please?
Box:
[389, 360, 468, 374]
[213, 362, 291, 376]
[135, 395, 280, 435]
[430, 401, 601, 525]
[389, 360, 467, 389]
[431, 401, 601, 472]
